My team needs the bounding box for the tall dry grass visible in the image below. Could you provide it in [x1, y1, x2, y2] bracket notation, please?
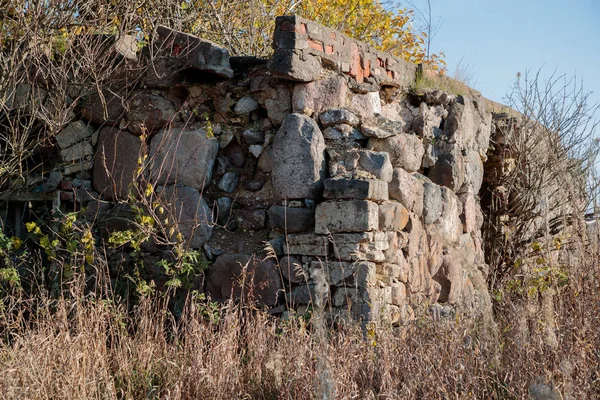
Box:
[1, 231, 599, 400]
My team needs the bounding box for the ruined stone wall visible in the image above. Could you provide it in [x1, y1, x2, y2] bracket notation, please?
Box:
[2, 18, 499, 325]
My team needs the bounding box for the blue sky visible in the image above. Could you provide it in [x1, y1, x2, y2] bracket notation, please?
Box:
[407, 0, 600, 109]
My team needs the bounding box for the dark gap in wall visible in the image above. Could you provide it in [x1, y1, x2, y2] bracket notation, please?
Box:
[180, 69, 225, 85]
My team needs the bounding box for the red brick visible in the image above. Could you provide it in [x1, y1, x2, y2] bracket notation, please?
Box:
[308, 39, 324, 52]
[350, 42, 364, 84]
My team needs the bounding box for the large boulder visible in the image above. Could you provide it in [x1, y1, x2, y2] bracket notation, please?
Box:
[271, 113, 326, 199]
[206, 254, 282, 307]
[156, 186, 213, 248]
[149, 127, 219, 190]
[93, 127, 143, 200]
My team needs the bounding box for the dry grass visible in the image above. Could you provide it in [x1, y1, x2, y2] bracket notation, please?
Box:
[1, 237, 599, 400]
[412, 68, 513, 115]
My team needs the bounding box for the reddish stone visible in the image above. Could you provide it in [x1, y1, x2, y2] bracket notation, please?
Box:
[363, 57, 371, 78]
[60, 180, 73, 190]
[60, 191, 74, 201]
[325, 45, 334, 54]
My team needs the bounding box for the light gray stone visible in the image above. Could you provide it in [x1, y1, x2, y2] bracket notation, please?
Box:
[242, 129, 265, 145]
[149, 128, 219, 190]
[271, 113, 326, 199]
[347, 91, 381, 119]
[461, 150, 484, 194]
[331, 232, 389, 262]
[234, 96, 260, 114]
[422, 180, 443, 225]
[368, 133, 424, 172]
[428, 144, 465, 192]
[248, 144, 263, 158]
[264, 86, 292, 125]
[56, 121, 94, 149]
[315, 200, 379, 234]
[285, 234, 329, 256]
[314, 261, 377, 287]
[434, 187, 463, 243]
[360, 115, 404, 139]
[358, 150, 393, 183]
[319, 109, 360, 127]
[61, 141, 94, 162]
[412, 103, 445, 138]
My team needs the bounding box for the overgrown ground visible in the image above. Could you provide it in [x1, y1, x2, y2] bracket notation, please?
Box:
[1, 228, 599, 399]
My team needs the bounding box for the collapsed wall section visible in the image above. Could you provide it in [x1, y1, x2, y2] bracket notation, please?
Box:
[2, 18, 498, 325]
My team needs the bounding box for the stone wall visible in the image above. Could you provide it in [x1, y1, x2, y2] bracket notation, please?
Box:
[2, 18, 500, 325]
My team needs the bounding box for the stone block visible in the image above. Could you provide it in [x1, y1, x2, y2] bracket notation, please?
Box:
[360, 115, 404, 138]
[56, 121, 94, 149]
[206, 254, 282, 307]
[285, 234, 329, 256]
[422, 180, 443, 225]
[271, 113, 326, 199]
[126, 92, 177, 135]
[149, 127, 219, 191]
[156, 185, 213, 248]
[93, 127, 143, 200]
[319, 109, 360, 127]
[267, 206, 315, 233]
[315, 200, 378, 234]
[358, 150, 393, 182]
[312, 261, 376, 287]
[156, 25, 234, 78]
[347, 91, 381, 119]
[331, 232, 389, 262]
[388, 168, 424, 215]
[323, 178, 388, 201]
[60, 141, 93, 162]
[292, 74, 347, 116]
[368, 133, 424, 173]
[269, 49, 322, 82]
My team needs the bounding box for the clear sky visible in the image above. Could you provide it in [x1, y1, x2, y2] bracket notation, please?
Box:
[408, 0, 600, 109]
